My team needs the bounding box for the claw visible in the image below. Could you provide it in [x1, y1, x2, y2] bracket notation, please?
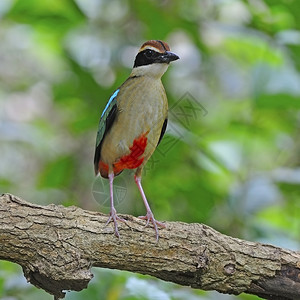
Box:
[138, 212, 165, 241]
[105, 207, 127, 238]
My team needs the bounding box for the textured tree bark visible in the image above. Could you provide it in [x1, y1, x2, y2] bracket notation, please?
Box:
[0, 193, 299, 299]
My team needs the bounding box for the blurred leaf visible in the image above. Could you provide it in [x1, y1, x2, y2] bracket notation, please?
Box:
[38, 156, 76, 188]
[223, 36, 283, 67]
[7, 0, 84, 26]
[255, 93, 300, 109]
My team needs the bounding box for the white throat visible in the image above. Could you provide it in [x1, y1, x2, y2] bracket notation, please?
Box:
[131, 63, 169, 78]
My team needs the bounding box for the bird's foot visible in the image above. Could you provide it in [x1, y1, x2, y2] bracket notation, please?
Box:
[106, 208, 127, 238]
[138, 212, 165, 241]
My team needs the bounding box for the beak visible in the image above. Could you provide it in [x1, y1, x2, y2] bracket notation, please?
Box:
[161, 51, 180, 63]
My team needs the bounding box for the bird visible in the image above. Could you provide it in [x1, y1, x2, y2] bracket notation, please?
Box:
[94, 40, 179, 240]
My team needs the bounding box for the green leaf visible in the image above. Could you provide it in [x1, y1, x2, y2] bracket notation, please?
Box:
[38, 156, 75, 188]
[255, 93, 300, 109]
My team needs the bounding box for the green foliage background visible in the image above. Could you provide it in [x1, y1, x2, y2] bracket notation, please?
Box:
[0, 0, 299, 299]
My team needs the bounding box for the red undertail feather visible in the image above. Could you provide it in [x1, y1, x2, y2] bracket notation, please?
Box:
[99, 131, 149, 178]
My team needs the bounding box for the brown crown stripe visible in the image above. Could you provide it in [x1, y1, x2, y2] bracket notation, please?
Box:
[139, 40, 170, 53]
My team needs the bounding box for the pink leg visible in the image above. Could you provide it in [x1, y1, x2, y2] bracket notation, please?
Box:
[134, 175, 165, 241]
[105, 172, 126, 238]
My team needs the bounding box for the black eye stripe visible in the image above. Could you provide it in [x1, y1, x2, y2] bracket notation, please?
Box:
[144, 49, 153, 58]
[144, 49, 159, 58]
[134, 49, 162, 67]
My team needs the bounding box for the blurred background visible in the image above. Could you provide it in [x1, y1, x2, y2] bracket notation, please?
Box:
[0, 0, 299, 299]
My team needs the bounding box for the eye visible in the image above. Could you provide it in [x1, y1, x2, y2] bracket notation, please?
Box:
[144, 49, 154, 58]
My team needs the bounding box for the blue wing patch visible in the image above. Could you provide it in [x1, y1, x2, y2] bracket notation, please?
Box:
[101, 89, 119, 118]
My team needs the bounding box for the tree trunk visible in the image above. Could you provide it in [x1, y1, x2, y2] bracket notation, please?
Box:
[0, 193, 299, 299]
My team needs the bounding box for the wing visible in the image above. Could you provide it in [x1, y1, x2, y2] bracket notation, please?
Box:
[94, 89, 119, 174]
[157, 118, 168, 146]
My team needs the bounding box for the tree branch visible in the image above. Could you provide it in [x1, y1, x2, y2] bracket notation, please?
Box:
[0, 193, 299, 299]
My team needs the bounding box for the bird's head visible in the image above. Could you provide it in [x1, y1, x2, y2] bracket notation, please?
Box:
[132, 40, 179, 78]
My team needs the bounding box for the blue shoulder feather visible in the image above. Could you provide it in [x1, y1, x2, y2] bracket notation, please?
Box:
[96, 89, 119, 147]
[101, 89, 119, 118]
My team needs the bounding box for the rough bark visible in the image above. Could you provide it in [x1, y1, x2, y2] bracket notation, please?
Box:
[0, 193, 299, 299]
